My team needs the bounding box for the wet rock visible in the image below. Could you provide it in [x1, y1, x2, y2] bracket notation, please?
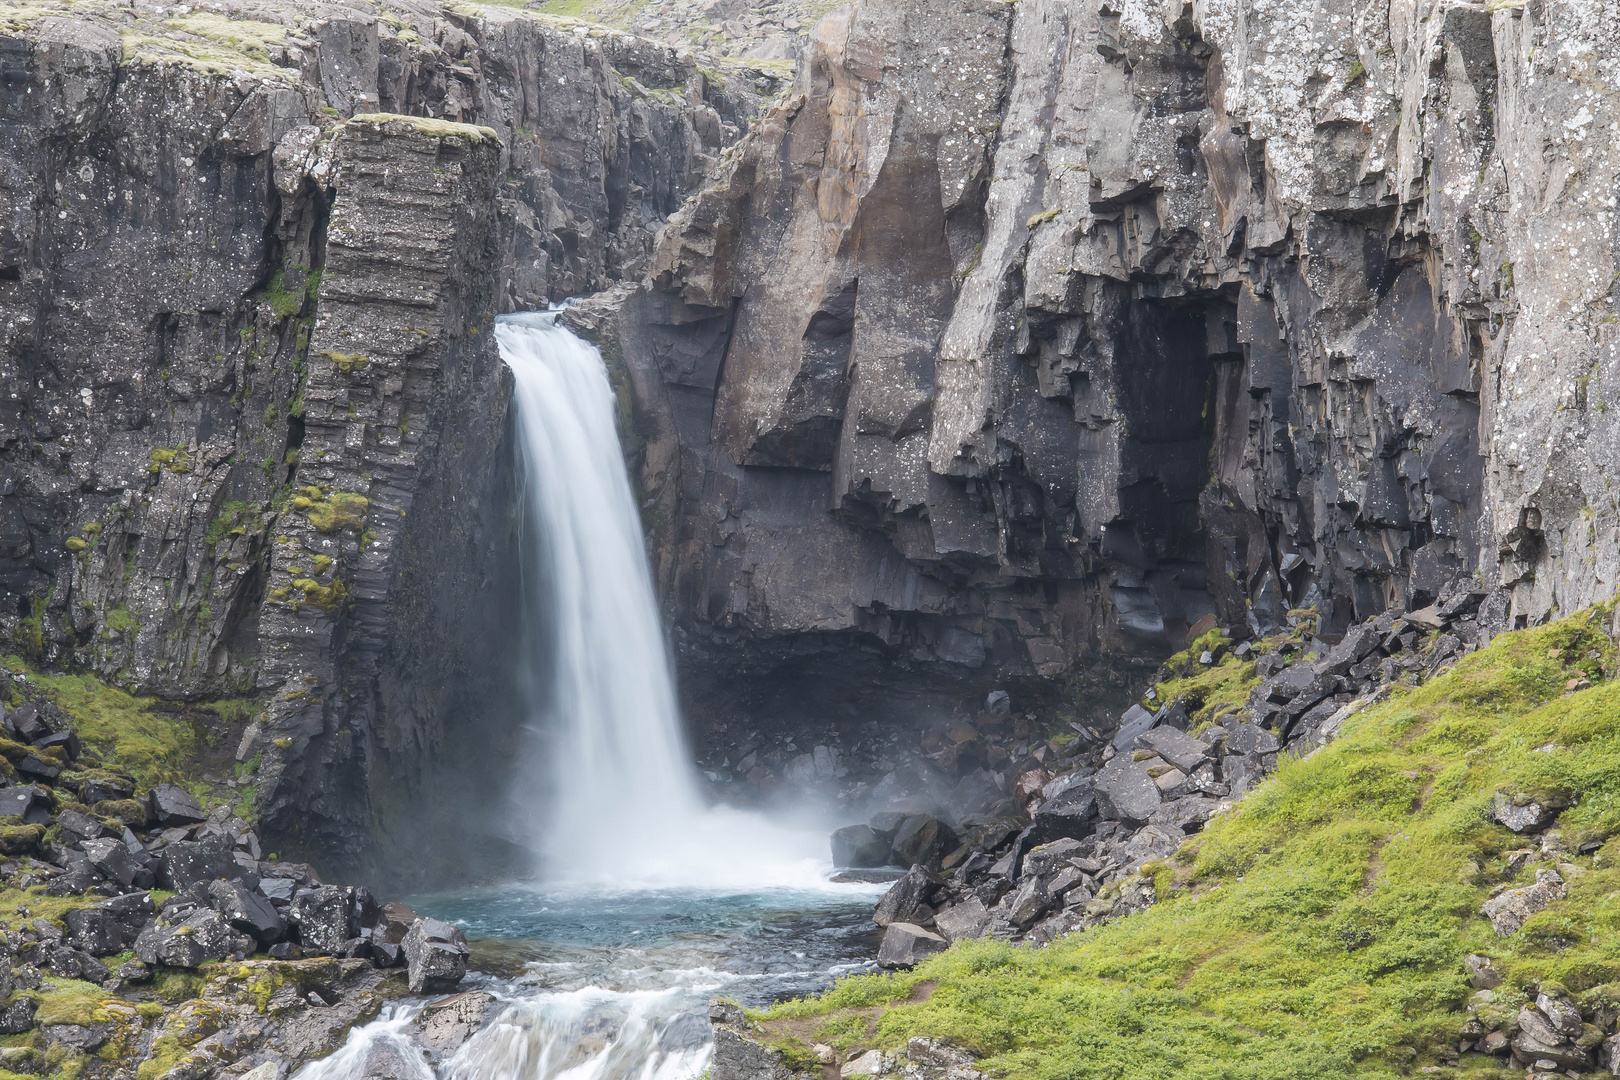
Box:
[868, 812, 908, 844]
[150, 784, 208, 826]
[874, 865, 944, 928]
[1482, 869, 1566, 936]
[891, 815, 957, 871]
[831, 824, 891, 869]
[401, 917, 470, 993]
[414, 990, 499, 1062]
[379, 901, 420, 945]
[876, 922, 946, 969]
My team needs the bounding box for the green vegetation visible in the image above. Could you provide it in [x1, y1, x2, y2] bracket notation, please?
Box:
[147, 447, 191, 475]
[103, 607, 135, 634]
[320, 350, 370, 375]
[759, 607, 1620, 1079]
[296, 489, 369, 534]
[203, 501, 256, 558]
[261, 268, 320, 319]
[8, 661, 197, 792]
[33, 978, 112, 1026]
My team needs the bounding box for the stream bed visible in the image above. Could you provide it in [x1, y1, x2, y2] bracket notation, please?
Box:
[296, 881, 884, 1079]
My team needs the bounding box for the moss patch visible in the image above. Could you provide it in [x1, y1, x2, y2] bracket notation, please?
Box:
[763, 607, 1620, 1079]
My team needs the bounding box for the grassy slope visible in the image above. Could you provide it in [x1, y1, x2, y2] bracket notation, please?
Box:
[763, 607, 1620, 1079]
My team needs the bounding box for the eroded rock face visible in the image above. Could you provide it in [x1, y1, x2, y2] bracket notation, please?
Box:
[0, 2, 772, 882]
[581, 0, 1620, 696]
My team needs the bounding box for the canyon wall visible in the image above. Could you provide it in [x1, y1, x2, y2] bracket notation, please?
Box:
[580, 0, 1620, 705]
[0, 0, 775, 880]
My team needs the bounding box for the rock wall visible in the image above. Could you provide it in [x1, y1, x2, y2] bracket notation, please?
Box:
[587, 0, 1620, 699]
[0, 1, 774, 881]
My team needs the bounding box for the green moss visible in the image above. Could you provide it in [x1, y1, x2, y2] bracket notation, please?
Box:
[148, 447, 191, 475]
[63, 537, 86, 554]
[303, 492, 369, 534]
[290, 578, 348, 613]
[762, 606, 1620, 1079]
[203, 500, 256, 557]
[33, 979, 112, 1027]
[103, 607, 135, 634]
[320, 350, 371, 375]
[1025, 208, 1060, 229]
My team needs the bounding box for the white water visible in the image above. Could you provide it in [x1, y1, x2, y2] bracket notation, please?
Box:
[293, 315, 881, 1080]
[499, 312, 832, 890]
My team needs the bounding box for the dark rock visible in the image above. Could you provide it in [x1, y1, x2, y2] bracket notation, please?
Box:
[258, 877, 297, 903]
[1021, 838, 1085, 880]
[158, 838, 241, 891]
[80, 838, 135, 886]
[113, 959, 150, 984]
[32, 731, 81, 759]
[1111, 704, 1159, 751]
[0, 786, 52, 826]
[4, 704, 49, 744]
[64, 893, 153, 956]
[874, 865, 944, 928]
[1224, 722, 1280, 756]
[14, 753, 61, 782]
[1004, 879, 1050, 929]
[831, 824, 892, 869]
[379, 902, 420, 945]
[209, 880, 285, 943]
[401, 917, 469, 993]
[50, 947, 109, 985]
[149, 784, 207, 826]
[45, 862, 101, 896]
[55, 810, 110, 844]
[1093, 757, 1162, 825]
[891, 815, 957, 870]
[868, 812, 908, 842]
[290, 886, 354, 956]
[1134, 727, 1212, 773]
[830, 868, 907, 884]
[370, 941, 403, 968]
[0, 996, 35, 1034]
[80, 773, 135, 805]
[268, 942, 303, 960]
[876, 922, 946, 969]
[134, 909, 235, 968]
[1030, 782, 1097, 845]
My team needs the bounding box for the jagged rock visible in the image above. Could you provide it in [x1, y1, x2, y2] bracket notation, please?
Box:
[4, 704, 49, 744]
[401, 918, 469, 993]
[876, 922, 947, 969]
[290, 886, 354, 956]
[80, 837, 135, 886]
[55, 809, 110, 844]
[1003, 880, 1051, 930]
[1093, 758, 1162, 825]
[831, 825, 891, 869]
[891, 815, 957, 871]
[1021, 839, 1085, 880]
[134, 908, 236, 968]
[842, 1049, 888, 1077]
[868, 812, 908, 843]
[1490, 793, 1560, 834]
[1464, 954, 1503, 990]
[0, 786, 53, 826]
[0, 996, 35, 1034]
[1111, 705, 1160, 751]
[874, 865, 944, 928]
[209, 880, 285, 943]
[1135, 728, 1212, 773]
[1482, 870, 1566, 936]
[379, 902, 420, 945]
[1512, 1002, 1588, 1068]
[64, 893, 153, 956]
[33, 731, 80, 759]
[932, 899, 991, 943]
[908, 1038, 989, 1080]
[1030, 782, 1097, 844]
[1225, 723, 1280, 756]
[159, 838, 244, 891]
[150, 784, 207, 826]
[49, 946, 110, 985]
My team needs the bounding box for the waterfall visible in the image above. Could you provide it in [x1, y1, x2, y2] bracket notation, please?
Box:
[497, 313, 827, 889]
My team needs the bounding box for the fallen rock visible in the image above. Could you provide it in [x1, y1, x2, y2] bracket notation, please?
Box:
[1135, 727, 1211, 773]
[932, 899, 991, 943]
[159, 837, 243, 891]
[1029, 782, 1097, 844]
[81, 837, 135, 886]
[134, 908, 238, 968]
[290, 886, 354, 956]
[210, 879, 285, 943]
[1482, 869, 1565, 936]
[1464, 953, 1503, 989]
[150, 783, 208, 826]
[891, 815, 957, 870]
[401, 918, 469, 993]
[831, 824, 892, 868]
[0, 995, 35, 1034]
[1490, 793, 1560, 834]
[842, 1049, 887, 1077]
[1093, 757, 1162, 824]
[414, 989, 499, 1062]
[1111, 704, 1159, 751]
[876, 922, 946, 969]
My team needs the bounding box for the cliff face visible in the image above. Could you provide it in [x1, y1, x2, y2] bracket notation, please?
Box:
[0, 1, 773, 879]
[593, 0, 1620, 696]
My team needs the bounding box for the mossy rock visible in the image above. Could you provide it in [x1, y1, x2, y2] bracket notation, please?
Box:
[93, 800, 149, 828]
[0, 824, 44, 855]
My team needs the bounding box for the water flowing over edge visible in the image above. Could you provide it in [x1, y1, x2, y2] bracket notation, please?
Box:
[499, 311, 841, 892]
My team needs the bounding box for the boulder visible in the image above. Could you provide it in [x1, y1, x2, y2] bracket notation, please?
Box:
[1134, 727, 1212, 773]
[15, 752, 61, 782]
[134, 908, 238, 968]
[379, 901, 420, 945]
[158, 837, 241, 891]
[843, 1049, 887, 1077]
[290, 886, 354, 955]
[868, 812, 907, 842]
[64, 893, 153, 956]
[873, 865, 943, 928]
[149, 784, 207, 826]
[891, 815, 956, 870]
[1029, 782, 1097, 844]
[1464, 954, 1503, 989]
[1490, 793, 1559, 834]
[49, 947, 109, 985]
[413, 990, 499, 1062]
[1223, 722, 1280, 756]
[1003, 879, 1050, 929]
[1021, 838, 1085, 880]
[0, 996, 35, 1034]
[33, 730, 81, 759]
[831, 825, 891, 869]
[80, 837, 135, 886]
[876, 922, 946, 969]
[80, 772, 135, 805]
[932, 899, 991, 943]
[1111, 704, 1159, 751]
[209, 879, 285, 943]
[54, 809, 109, 845]
[4, 703, 49, 743]
[401, 917, 469, 993]
[0, 786, 52, 826]
[1481, 869, 1565, 936]
[1093, 757, 1162, 825]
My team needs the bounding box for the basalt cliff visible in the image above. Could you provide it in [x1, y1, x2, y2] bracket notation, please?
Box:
[3, 0, 1619, 879]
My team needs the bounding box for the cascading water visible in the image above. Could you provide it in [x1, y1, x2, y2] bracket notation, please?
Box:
[500, 311, 827, 889]
[294, 314, 883, 1080]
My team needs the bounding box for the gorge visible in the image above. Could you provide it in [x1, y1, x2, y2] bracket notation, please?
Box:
[1, 0, 1619, 1076]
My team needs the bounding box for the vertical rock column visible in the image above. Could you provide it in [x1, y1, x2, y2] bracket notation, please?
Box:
[253, 115, 516, 873]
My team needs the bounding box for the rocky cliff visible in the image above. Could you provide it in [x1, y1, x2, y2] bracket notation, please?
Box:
[582, 0, 1619, 721]
[0, 0, 777, 879]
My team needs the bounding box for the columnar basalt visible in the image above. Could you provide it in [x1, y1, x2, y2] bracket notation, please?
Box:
[581, 0, 1620, 703]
